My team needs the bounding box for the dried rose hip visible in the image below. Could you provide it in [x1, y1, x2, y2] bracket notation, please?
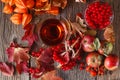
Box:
[85, 2, 113, 30]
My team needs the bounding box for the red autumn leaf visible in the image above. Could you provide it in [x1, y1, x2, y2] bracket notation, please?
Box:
[41, 70, 63, 80]
[16, 62, 29, 74]
[6, 42, 30, 64]
[31, 48, 55, 78]
[0, 62, 14, 77]
[22, 24, 37, 46]
[37, 48, 54, 64]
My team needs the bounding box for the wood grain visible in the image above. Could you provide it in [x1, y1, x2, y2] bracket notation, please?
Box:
[0, 0, 120, 80]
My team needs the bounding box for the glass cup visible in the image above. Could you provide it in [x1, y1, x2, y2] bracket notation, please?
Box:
[35, 15, 70, 47]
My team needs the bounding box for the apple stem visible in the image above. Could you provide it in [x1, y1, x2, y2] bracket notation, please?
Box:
[103, 53, 108, 57]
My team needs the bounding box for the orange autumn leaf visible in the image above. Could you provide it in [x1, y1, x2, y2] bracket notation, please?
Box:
[14, 7, 28, 13]
[22, 13, 32, 26]
[41, 70, 63, 80]
[3, 4, 13, 14]
[10, 13, 22, 25]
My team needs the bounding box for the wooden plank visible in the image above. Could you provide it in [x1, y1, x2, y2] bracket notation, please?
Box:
[0, 2, 29, 80]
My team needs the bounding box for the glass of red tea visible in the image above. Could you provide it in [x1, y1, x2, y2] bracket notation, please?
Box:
[36, 17, 69, 46]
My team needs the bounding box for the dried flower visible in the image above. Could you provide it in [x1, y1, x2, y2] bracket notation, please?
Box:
[104, 25, 115, 43]
[1, 0, 10, 3]
[10, 13, 22, 25]
[22, 13, 32, 26]
[3, 4, 13, 14]
[9, 0, 15, 6]
[14, 7, 28, 13]
[15, 0, 26, 9]
[26, 0, 35, 9]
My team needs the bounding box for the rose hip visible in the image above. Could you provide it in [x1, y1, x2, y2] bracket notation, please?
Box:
[85, 2, 113, 30]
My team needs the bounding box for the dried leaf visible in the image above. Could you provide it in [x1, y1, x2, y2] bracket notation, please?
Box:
[6, 42, 30, 64]
[22, 24, 37, 46]
[104, 25, 115, 43]
[41, 70, 63, 80]
[0, 62, 14, 77]
[16, 62, 29, 74]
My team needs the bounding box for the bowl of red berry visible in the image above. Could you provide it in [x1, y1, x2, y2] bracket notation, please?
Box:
[85, 1, 113, 30]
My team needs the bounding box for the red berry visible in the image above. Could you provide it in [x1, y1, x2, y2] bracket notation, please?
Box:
[35, 68, 40, 73]
[61, 60, 76, 70]
[90, 70, 97, 77]
[29, 68, 35, 74]
[86, 66, 91, 72]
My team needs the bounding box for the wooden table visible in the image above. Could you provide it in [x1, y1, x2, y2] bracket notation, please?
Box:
[0, 0, 120, 80]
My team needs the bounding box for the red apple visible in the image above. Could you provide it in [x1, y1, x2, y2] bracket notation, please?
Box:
[81, 35, 95, 52]
[104, 54, 119, 71]
[86, 52, 102, 68]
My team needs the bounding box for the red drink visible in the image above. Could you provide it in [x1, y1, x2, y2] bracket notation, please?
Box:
[40, 19, 66, 46]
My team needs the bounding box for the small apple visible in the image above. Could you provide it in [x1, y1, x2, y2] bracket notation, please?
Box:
[104, 54, 119, 71]
[86, 52, 103, 68]
[81, 35, 95, 52]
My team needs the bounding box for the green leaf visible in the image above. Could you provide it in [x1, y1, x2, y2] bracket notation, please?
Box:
[104, 42, 113, 54]
[93, 38, 101, 50]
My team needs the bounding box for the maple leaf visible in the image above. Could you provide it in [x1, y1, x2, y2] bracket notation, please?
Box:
[0, 62, 14, 77]
[16, 62, 29, 74]
[22, 24, 37, 46]
[6, 42, 30, 64]
[37, 48, 54, 64]
[41, 70, 63, 80]
[31, 48, 55, 78]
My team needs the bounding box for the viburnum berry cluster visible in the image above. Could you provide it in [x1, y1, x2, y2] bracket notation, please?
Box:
[0, 1, 119, 80]
[85, 2, 113, 30]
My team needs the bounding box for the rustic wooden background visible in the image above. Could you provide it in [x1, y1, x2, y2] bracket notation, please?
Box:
[0, 0, 120, 80]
